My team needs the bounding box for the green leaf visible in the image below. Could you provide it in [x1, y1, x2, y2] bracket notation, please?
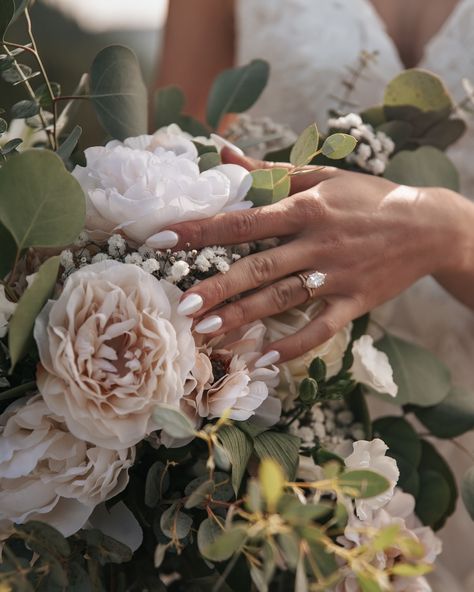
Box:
[184, 478, 215, 509]
[247, 167, 290, 206]
[160, 503, 192, 540]
[308, 357, 327, 382]
[10, 99, 39, 119]
[57, 125, 82, 162]
[383, 146, 459, 191]
[338, 470, 390, 499]
[206, 59, 269, 129]
[90, 45, 147, 141]
[357, 575, 384, 592]
[417, 118, 466, 151]
[298, 377, 318, 405]
[0, 222, 17, 279]
[0, 380, 36, 402]
[321, 133, 357, 160]
[0, 117, 7, 134]
[461, 466, 474, 520]
[372, 416, 422, 467]
[201, 525, 247, 562]
[0, 0, 14, 40]
[154, 85, 185, 129]
[152, 403, 196, 439]
[198, 151, 221, 172]
[0, 150, 86, 250]
[9, 256, 60, 370]
[412, 386, 474, 439]
[80, 529, 132, 564]
[372, 524, 400, 551]
[254, 431, 300, 480]
[376, 120, 413, 150]
[290, 123, 320, 167]
[391, 563, 432, 577]
[197, 517, 222, 557]
[14, 521, 70, 558]
[384, 69, 453, 112]
[415, 469, 451, 527]
[259, 458, 285, 512]
[34, 82, 61, 109]
[217, 424, 254, 494]
[144, 461, 169, 508]
[375, 332, 451, 407]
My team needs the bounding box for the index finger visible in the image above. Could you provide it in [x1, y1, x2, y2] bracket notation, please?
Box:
[146, 199, 300, 251]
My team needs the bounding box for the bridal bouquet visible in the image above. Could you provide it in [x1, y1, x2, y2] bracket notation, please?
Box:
[0, 4, 473, 592]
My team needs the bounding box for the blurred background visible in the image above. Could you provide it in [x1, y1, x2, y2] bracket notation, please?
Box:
[2, 0, 169, 144]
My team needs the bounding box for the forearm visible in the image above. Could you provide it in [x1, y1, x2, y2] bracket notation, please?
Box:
[432, 188, 474, 310]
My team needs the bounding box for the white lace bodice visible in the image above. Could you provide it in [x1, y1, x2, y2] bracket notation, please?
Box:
[236, 0, 474, 586]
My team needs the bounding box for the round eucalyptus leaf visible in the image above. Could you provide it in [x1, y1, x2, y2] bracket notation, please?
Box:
[0, 150, 86, 250]
[372, 416, 422, 467]
[384, 146, 459, 191]
[10, 99, 40, 119]
[375, 333, 451, 407]
[247, 167, 290, 206]
[338, 470, 390, 499]
[413, 386, 474, 439]
[90, 45, 147, 141]
[0, 118, 7, 134]
[160, 504, 193, 540]
[376, 120, 413, 150]
[384, 69, 453, 113]
[321, 133, 357, 160]
[417, 118, 466, 151]
[206, 59, 269, 129]
[415, 469, 451, 527]
[152, 403, 196, 439]
[154, 85, 185, 129]
[461, 466, 474, 521]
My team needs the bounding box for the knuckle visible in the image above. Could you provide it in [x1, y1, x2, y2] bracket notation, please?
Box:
[269, 282, 294, 311]
[318, 316, 339, 342]
[225, 301, 247, 326]
[230, 212, 256, 241]
[209, 276, 228, 304]
[294, 192, 327, 222]
[247, 255, 277, 284]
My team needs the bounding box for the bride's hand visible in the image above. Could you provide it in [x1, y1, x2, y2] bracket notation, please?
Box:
[147, 149, 472, 364]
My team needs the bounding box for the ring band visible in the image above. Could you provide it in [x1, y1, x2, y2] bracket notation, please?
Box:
[297, 271, 327, 299]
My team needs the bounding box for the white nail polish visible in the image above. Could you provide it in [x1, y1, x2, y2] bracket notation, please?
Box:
[177, 294, 204, 316]
[254, 350, 280, 368]
[195, 315, 223, 334]
[146, 230, 179, 250]
[210, 133, 244, 156]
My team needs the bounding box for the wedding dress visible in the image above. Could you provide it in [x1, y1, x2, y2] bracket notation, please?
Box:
[236, 0, 474, 589]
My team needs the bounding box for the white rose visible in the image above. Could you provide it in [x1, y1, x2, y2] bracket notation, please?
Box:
[264, 301, 351, 408]
[351, 335, 398, 397]
[73, 124, 253, 243]
[34, 261, 195, 449]
[344, 438, 399, 520]
[0, 395, 133, 537]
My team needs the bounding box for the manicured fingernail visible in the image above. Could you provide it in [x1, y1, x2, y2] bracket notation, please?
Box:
[254, 350, 280, 368]
[195, 315, 223, 334]
[177, 294, 204, 316]
[146, 230, 179, 249]
[210, 133, 244, 156]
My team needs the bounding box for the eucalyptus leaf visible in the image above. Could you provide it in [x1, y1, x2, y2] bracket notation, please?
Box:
[384, 146, 459, 191]
[206, 59, 269, 129]
[376, 120, 413, 150]
[461, 466, 474, 520]
[10, 99, 39, 119]
[254, 431, 300, 480]
[1, 137, 22, 155]
[415, 469, 451, 527]
[57, 125, 82, 162]
[384, 69, 453, 113]
[15, 521, 70, 559]
[145, 461, 169, 508]
[375, 333, 451, 407]
[217, 424, 253, 494]
[417, 118, 466, 151]
[80, 529, 132, 564]
[357, 575, 384, 592]
[201, 525, 247, 562]
[372, 416, 422, 467]
[0, 117, 7, 134]
[0, 150, 86, 250]
[321, 133, 357, 160]
[338, 470, 390, 499]
[259, 458, 285, 512]
[290, 123, 320, 167]
[153, 403, 196, 439]
[197, 518, 222, 557]
[247, 167, 290, 206]
[184, 478, 215, 509]
[9, 256, 60, 371]
[160, 504, 193, 540]
[154, 85, 185, 129]
[90, 45, 147, 141]
[199, 151, 221, 172]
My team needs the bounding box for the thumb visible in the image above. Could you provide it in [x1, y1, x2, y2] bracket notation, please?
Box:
[221, 146, 340, 193]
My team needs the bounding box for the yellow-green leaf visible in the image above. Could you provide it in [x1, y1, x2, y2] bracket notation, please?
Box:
[290, 123, 319, 167]
[259, 458, 284, 513]
[321, 133, 357, 160]
[247, 167, 291, 206]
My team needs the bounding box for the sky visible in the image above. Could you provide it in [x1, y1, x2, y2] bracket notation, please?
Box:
[42, 0, 169, 32]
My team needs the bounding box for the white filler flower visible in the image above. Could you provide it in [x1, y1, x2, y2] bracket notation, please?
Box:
[73, 124, 253, 243]
[34, 261, 195, 449]
[0, 395, 134, 537]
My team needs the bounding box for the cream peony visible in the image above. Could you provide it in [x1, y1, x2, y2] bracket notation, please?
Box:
[264, 301, 351, 408]
[351, 335, 398, 397]
[344, 438, 399, 520]
[34, 261, 195, 449]
[0, 395, 134, 537]
[184, 322, 279, 423]
[73, 124, 253, 243]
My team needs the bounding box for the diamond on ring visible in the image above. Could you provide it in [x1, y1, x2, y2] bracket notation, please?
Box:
[305, 271, 327, 289]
